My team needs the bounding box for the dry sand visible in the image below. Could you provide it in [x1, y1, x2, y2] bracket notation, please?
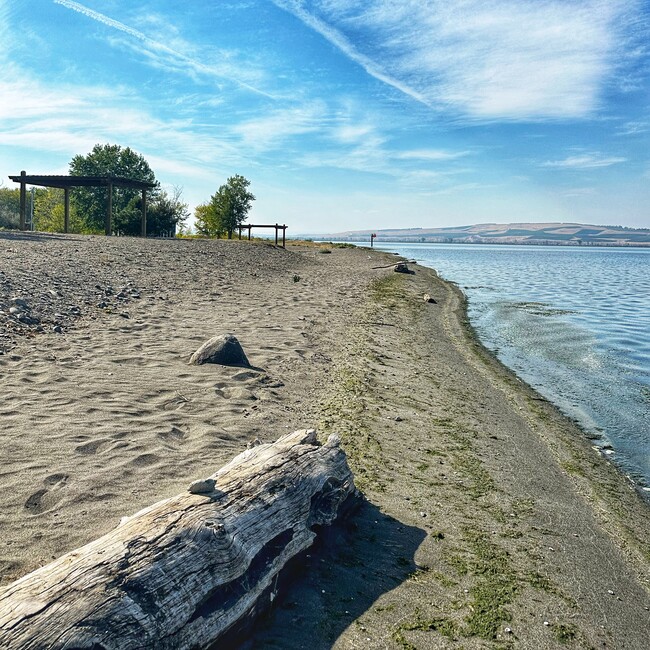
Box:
[1, 232, 649, 649]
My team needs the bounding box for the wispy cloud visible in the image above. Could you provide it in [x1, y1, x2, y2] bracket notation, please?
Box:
[54, 0, 274, 98]
[394, 149, 471, 162]
[272, 0, 639, 121]
[616, 120, 650, 136]
[232, 103, 328, 151]
[541, 153, 627, 169]
[270, 0, 432, 107]
[562, 187, 597, 197]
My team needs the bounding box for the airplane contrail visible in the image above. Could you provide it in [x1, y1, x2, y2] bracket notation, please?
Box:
[54, 0, 275, 99]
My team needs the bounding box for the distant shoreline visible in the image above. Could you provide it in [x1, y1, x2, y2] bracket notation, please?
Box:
[306, 220, 650, 247]
[312, 238, 650, 248]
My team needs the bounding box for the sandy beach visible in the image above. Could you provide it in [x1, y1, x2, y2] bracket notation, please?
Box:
[1, 232, 649, 648]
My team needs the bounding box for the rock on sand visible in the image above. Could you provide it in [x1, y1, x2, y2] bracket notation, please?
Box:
[189, 333, 250, 367]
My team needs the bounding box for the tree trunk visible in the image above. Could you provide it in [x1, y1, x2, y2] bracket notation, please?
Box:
[0, 430, 357, 649]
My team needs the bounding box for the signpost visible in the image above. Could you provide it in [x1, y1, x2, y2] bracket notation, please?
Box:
[370, 233, 377, 248]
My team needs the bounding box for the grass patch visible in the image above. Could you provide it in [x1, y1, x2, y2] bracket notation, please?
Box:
[554, 622, 579, 643]
[452, 455, 496, 499]
[393, 611, 459, 648]
[526, 571, 576, 606]
[462, 528, 517, 640]
[431, 570, 457, 588]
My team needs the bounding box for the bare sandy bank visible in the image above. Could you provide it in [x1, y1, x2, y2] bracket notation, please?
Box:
[0, 233, 648, 649]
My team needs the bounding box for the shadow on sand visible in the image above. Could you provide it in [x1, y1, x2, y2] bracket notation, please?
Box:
[237, 497, 427, 649]
[0, 230, 83, 243]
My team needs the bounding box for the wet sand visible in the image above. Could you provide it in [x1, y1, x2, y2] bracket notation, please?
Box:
[1, 232, 648, 648]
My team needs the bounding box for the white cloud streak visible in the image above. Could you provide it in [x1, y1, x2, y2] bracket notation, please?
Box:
[541, 153, 627, 169]
[395, 149, 471, 162]
[54, 0, 274, 98]
[272, 0, 639, 121]
[270, 0, 432, 107]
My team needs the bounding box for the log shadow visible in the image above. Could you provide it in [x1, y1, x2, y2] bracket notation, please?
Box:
[234, 496, 427, 649]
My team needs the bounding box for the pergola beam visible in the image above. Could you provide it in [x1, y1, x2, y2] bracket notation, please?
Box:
[8, 173, 156, 236]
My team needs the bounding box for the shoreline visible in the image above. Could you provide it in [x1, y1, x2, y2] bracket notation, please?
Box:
[447, 276, 650, 504]
[1, 234, 649, 648]
[253, 251, 650, 648]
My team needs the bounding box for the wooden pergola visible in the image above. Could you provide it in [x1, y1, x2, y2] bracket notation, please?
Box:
[9, 171, 156, 236]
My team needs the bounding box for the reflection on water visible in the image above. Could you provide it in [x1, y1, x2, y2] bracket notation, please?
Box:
[373, 243, 650, 489]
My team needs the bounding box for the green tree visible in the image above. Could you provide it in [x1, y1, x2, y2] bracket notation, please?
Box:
[194, 202, 221, 237]
[147, 186, 189, 236]
[210, 175, 255, 239]
[0, 187, 20, 229]
[33, 188, 86, 233]
[69, 143, 158, 234]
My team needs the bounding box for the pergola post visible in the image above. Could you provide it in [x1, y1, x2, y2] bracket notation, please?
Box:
[19, 171, 26, 231]
[141, 189, 147, 238]
[248, 226, 251, 241]
[105, 182, 113, 236]
[274, 223, 279, 247]
[282, 225, 286, 248]
[64, 188, 70, 234]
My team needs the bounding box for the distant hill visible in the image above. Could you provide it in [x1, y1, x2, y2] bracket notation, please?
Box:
[313, 223, 650, 247]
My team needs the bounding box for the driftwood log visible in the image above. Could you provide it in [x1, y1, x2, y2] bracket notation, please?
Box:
[0, 430, 356, 649]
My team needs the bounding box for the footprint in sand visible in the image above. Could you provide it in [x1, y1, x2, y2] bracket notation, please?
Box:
[74, 439, 109, 455]
[231, 371, 261, 382]
[162, 396, 190, 411]
[157, 426, 187, 445]
[129, 453, 160, 467]
[215, 386, 257, 401]
[24, 473, 69, 514]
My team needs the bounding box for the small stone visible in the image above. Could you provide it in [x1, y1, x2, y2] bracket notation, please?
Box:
[543, 621, 550, 626]
[9, 307, 20, 315]
[607, 589, 614, 595]
[53, 325, 63, 334]
[394, 416, 403, 422]
[326, 434, 341, 447]
[505, 627, 512, 634]
[188, 478, 216, 494]
[120, 312, 130, 319]
[420, 511, 427, 518]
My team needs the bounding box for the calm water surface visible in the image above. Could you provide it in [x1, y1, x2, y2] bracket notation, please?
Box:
[370, 243, 650, 490]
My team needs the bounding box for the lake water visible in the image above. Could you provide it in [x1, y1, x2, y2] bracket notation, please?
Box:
[368, 243, 650, 491]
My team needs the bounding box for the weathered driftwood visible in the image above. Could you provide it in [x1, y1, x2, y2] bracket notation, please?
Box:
[0, 430, 356, 650]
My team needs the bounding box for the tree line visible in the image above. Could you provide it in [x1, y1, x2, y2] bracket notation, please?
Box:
[1, 144, 257, 237]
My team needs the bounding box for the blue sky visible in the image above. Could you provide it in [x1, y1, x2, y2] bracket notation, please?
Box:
[1, 0, 648, 233]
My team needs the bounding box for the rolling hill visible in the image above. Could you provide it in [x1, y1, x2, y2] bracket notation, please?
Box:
[314, 223, 650, 246]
